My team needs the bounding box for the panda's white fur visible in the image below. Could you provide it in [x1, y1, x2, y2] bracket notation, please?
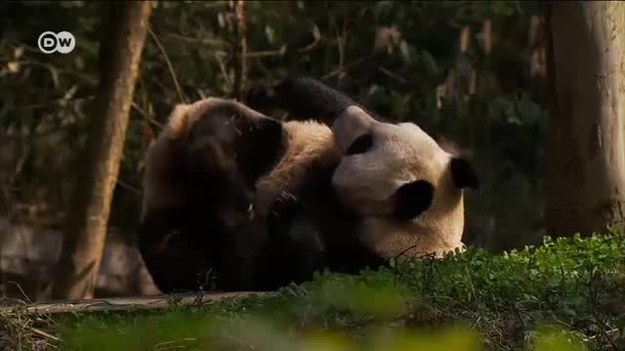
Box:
[331, 106, 467, 259]
[358, 195, 466, 260]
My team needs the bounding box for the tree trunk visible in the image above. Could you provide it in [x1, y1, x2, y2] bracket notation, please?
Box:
[546, 1, 625, 237]
[53, 1, 154, 300]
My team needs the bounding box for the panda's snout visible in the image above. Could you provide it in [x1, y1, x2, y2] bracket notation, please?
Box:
[392, 180, 434, 221]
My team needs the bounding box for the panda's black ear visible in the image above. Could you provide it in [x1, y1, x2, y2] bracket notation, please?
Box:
[450, 157, 479, 190]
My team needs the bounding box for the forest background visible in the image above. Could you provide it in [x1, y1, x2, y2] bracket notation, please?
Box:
[0, 0, 556, 298]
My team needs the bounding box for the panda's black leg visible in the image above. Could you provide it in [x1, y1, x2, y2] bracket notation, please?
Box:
[254, 191, 327, 290]
[138, 207, 213, 294]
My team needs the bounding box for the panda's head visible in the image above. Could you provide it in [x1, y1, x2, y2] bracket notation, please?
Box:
[330, 105, 479, 222]
[248, 77, 479, 222]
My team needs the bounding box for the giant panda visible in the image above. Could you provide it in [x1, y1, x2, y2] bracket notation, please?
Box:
[139, 77, 479, 293]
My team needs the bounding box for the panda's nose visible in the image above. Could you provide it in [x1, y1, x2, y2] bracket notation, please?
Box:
[392, 180, 434, 221]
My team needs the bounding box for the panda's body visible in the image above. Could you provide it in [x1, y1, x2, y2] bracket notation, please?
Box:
[139, 98, 380, 293]
[140, 77, 479, 294]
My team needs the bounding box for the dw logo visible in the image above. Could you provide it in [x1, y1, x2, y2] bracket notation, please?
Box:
[38, 31, 76, 54]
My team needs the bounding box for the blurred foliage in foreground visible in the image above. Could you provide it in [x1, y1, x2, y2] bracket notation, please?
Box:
[40, 234, 624, 350]
[1, 0, 547, 250]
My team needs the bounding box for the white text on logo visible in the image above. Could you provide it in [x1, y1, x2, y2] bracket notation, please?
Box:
[38, 31, 76, 54]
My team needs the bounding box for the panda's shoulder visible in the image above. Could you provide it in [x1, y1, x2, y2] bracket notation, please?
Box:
[283, 120, 332, 144]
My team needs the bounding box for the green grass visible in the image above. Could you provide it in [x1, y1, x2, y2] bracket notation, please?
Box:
[4, 234, 625, 350]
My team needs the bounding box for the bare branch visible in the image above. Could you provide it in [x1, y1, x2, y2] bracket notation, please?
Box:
[148, 26, 187, 104]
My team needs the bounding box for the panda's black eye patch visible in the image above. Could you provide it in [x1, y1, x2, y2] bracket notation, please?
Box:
[393, 180, 434, 221]
[345, 134, 373, 155]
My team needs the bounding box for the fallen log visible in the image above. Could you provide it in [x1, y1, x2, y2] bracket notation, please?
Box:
[0, 291, 275, 315]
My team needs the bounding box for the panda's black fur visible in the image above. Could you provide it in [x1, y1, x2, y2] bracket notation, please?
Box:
[138, 100, 289, 292]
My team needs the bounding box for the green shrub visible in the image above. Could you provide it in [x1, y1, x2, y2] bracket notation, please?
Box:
[56, 234, 625, 350]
